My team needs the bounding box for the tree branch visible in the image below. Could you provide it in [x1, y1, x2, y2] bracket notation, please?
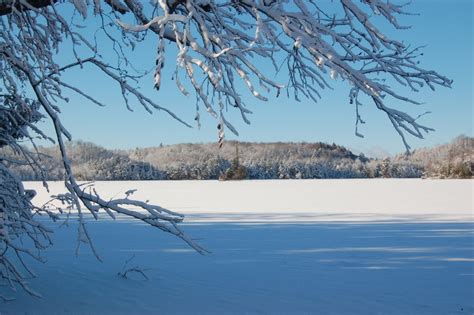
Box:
[0, 0, 56, 16]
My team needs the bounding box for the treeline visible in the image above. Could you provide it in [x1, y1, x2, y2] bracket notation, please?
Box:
[392, 135, 473, 179]
[1, 136, 472, 181]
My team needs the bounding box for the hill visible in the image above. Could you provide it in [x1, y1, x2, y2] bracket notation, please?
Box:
[1, 136, 472, 180]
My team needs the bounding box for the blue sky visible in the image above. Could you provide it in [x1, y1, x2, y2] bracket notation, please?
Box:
[40, 0, 472, 156]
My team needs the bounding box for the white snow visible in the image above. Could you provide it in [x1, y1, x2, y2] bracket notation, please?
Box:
[28, 178, 473, 222]
[2, 179, 473, 314]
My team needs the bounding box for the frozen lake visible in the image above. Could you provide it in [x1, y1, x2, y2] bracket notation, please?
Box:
[2, 179, 473, 314]
[26, 178, 474, 222]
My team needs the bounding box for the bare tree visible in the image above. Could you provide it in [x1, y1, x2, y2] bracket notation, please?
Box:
[0, 0, 451, 298]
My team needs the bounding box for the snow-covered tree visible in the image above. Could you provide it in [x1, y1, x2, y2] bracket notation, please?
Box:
[0, 0, 451, 298]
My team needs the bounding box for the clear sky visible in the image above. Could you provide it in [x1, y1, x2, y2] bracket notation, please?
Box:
[39, 0, 473, 156]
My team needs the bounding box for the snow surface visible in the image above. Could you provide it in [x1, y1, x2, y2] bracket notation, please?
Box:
[27, 178, 473, 222]
[2, 179, 473, 314]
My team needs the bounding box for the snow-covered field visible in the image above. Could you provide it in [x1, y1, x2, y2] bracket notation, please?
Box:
[2, 179, 473, 314]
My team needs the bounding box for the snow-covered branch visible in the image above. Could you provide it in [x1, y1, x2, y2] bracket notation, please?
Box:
[0, 0, 451, 298]
[115, 0, 451, 148]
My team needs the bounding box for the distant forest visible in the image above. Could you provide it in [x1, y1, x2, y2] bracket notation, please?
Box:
[2, 136, 472, 181]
